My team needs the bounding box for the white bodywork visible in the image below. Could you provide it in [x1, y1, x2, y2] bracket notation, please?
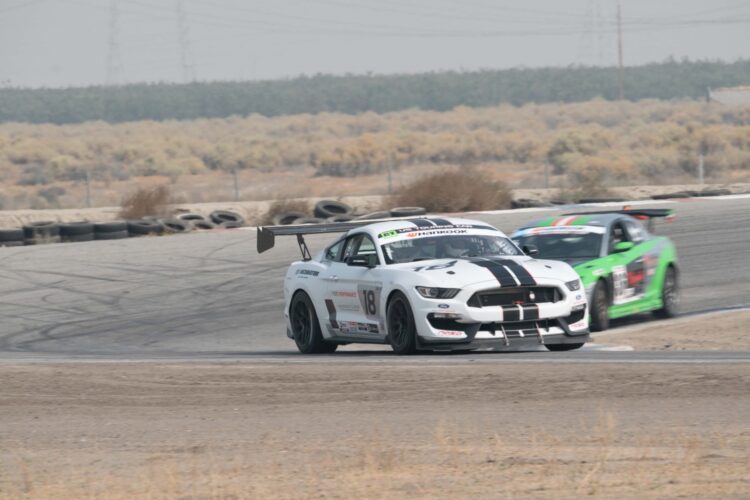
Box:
[282, 218, 589, 351]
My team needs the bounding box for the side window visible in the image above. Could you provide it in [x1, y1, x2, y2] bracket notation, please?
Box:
[623, 219, 646, 244]
[354, 236, 377, 257]
[342, 234, 362, 261]
[608, 222, 629, 253]
[324, 239, 345, 262]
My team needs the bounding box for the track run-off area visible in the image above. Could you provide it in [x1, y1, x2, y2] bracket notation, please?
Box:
[0, 195, 748, 362]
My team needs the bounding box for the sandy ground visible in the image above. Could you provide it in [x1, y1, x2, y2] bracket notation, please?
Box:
[1, 182, 748, 228]
[593, 310, 750, 351]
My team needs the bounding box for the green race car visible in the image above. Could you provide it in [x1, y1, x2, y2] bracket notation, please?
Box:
[511, 209, 679, 331]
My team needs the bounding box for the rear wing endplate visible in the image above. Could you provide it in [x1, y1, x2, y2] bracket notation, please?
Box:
[565, 207, 675, 231]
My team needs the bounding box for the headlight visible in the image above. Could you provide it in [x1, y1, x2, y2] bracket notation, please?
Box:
[415, 286, 460, 299]
[565, 279, 582, 291]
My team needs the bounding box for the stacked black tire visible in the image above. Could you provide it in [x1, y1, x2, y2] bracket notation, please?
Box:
[0, 228, 24, 247]
[60, 222, 94, 242]
[23, 222, 61, 245]
[95, 221, 129, 240]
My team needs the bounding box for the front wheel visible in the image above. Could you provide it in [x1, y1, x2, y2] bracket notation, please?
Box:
[653, 266, 679, 319]
[545, 343, 584, 352]
[589, 280, 610, 332]
[290, 292, 337, 354]
[387, 293, 418, 355]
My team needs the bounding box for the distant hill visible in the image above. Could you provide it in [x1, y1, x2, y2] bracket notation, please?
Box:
[1, 59, 748, 124]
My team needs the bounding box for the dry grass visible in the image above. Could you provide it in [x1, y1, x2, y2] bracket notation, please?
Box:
[391, 169, 513, 213]
[1, 415, 747, 499]
[118, 185, 173, 220]
[260, 198, 312, 225]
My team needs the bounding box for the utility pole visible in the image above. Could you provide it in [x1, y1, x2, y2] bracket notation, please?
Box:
[85, 171, 92, 208]
[544, 161, 549, 189]
[698, 152, 705, 185]
[232, 169, 240, 201]
[616, 0, 624, 100]
[176, 0, 196, 82]
[106, 0, 122, 85]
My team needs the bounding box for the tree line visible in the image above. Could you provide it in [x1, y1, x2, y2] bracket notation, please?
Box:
[1, 59, 749, 124]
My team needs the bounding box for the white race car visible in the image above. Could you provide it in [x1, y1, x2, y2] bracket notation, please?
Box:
[257, 217, 589, 354]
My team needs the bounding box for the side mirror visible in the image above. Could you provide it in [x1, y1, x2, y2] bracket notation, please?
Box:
[522, 244, 539, 257]
[347, 255, 376, 268]
[613, 241, 634, 253]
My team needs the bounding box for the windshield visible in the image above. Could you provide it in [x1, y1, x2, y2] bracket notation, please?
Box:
[382, 235, 522, 264]
[513, 233, 602, 260]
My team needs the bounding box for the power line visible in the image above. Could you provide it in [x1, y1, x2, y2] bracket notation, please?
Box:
[176, 0, 196, 82]
[105, 0, 123, 85]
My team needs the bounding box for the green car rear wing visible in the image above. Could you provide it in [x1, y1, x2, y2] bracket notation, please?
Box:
[565, 208, 675, 231]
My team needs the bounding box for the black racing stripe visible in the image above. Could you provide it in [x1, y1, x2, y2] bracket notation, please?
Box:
[469, 259, 517, 287]
[522, 304, 539, 320]
[428, 218, 452, 226]
[325, 299, 339, 328]
[502, 305, 520, 322]
[408, 218, 433, 228]
[492, 259, 537, 286]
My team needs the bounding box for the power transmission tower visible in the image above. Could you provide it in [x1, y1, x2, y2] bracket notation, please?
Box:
[106, 0, 123, 85]
[616, 0, 624, 100]
[176, 0, 196, 82]
[579, 0, 607, 66]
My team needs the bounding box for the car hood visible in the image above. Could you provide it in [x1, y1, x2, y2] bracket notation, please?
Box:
[387, 256, 576, 287]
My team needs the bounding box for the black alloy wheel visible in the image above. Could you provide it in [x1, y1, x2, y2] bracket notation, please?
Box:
[387, 293, 418, 355]
[290, 292, 337, 354]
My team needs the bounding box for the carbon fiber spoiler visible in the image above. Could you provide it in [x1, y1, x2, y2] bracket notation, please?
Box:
[257, 218, 396, 256]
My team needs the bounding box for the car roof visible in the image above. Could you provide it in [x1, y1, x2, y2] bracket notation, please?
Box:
[349, 217, 505, 238]
[517, 213, 626, 231]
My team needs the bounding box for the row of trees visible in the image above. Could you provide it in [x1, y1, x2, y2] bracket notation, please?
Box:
[1, 59, 749, 124]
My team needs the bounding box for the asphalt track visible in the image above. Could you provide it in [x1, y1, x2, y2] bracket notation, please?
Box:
[1, 196, 749, 362]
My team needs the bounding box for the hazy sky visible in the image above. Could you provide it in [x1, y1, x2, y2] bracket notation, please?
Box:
[1, 0, 749, 88]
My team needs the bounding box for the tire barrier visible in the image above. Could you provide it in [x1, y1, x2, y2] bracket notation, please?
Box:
[158, 218, 193, 234]
[0, 228, 24, 247]
[389, 207, 427, 217]
[60, 222, 95, 243]
[294, 217, 326, 224]
[127, 219, 164, 236]
[327, 215, 354, 223]
[313, 200, 353, 219]
[354, 211, 391, 220]
[511, 198, 554, 209]
[576, 197, 626, 204]
[94, 221, 128, 240]
[272, 211, 307, 225]
[219, 220, 244, 229]
[192, 220, 217, 230]
[651, 192, 691, 200]
[210, 210, 245, 226]
[23, 222, 61, 245]
[176, 213, 206, 222]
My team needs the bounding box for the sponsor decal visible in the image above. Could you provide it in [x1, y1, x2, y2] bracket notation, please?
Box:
[437, 303, 450, 309]
[436, 330, 464, 337]
[295, 269, 319, 277]
[333, 291, 357, 298]
[357, 284, 383, 320]
[413, 260, 457, 272]
[575, 294, 582, 301]
[569, 320, 587, 329]
[406, 232, 418, 238]
[338, 321, 380, 335]
[377, 230, 399, 239]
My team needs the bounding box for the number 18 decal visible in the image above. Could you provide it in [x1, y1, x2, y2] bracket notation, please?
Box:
[358, 284, 382, 320]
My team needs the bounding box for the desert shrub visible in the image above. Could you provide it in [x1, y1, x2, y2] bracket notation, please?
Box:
[119, 185, 173, 219]
[392, 170, 512, 213]
[261, 199, 311, 225]
[37, 186, 66, 206]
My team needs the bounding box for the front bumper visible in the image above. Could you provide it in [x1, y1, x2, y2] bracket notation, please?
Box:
[408, 279, 589, 351]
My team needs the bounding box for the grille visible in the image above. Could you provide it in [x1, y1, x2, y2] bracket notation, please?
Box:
[467, 287, 561, 308]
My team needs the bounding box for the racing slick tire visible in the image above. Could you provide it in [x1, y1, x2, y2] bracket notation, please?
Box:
[290, 292, 337, 354]
[387, 292, 418, 355]
[653, 266, 679, 319]
[545, 343, 584, 352]
[590, 280, 610, 332]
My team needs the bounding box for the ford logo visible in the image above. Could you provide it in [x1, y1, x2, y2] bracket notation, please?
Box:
[438, 304, 450, 309]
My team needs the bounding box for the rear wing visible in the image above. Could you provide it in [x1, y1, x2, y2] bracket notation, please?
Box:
[565, 207, 675, 231]
[257, 219, 393, 259]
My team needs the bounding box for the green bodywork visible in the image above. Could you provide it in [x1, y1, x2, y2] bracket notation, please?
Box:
[513, 216, 678, 319]
[573, 236, 677, 319]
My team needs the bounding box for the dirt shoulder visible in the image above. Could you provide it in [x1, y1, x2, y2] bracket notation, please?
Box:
[593, 310, 750, 351]
[1, 361, 748, 498]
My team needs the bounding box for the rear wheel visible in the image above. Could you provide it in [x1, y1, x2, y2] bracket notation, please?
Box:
[545, 343, 584, 352]
[590, 280, 610, 332]
[387, 293, 418, 355]
[290, 292, 337, 354]
[653, 266, 679, 319]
